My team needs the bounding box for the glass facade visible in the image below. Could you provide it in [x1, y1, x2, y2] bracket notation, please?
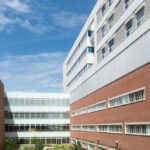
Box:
[5, 124, 70, 132]
[5, 111, 69, 119]
[5, 97, 69, 107]
[4, 93, 70, 145]
[6, 137, 70, 145]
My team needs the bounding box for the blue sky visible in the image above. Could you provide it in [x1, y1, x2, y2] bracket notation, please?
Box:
[0, 0, 97, 93]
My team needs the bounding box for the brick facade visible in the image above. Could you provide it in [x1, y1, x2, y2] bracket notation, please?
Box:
[70, 63, 150, 150]
[0, 80, 4, 150]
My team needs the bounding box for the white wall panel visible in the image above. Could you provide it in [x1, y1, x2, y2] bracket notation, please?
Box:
[5, 106, 69, 112]
[5, 132, 70, 138]
[70, 29, 150, 103]
[5, 119, 70, 124]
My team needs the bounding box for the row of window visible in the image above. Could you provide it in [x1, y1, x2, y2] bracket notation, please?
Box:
[67, 64, 92, 88]
[5, 111, 69, 119]
[72, 88, 145, 117]
[67, 48, 87, 77]
[5, 97, 69, 107]
[72, 107, 87, 116]
[67, 46, 94, 78]
[6, 137, 70, 145]
[72, 101, 106, 117]
[97, 0, 113, 24]
[88, 101, 106, 113]
[72, 124, 121, 134]
[72, 139, 121, 150]
[72, 125, 80, 131]
[109, 88, 145, 108]
[71, 123, 150, 136]
[66, 32, 87, 66]
[98, 5, 145, 61]
[98, 0, 131, 37]
[5, 124, 70, 132]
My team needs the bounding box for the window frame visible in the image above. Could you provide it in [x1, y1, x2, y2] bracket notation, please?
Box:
[125, 122, 150, 136]
[136, 6, 145, 27]
[101, 3, 106, 17]
[125, 18, 133, 37]
[108, 87, 145, 108]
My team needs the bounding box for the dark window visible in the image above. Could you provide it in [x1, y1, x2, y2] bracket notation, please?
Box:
[136, 7, 144, 27]
[101, 4, 106, 16]
[109, 39, 115, 52]
[126, 19, 133, 36]
[124, 0, 129, 9]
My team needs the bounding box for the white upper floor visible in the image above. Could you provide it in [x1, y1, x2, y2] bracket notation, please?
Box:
[63, 0, 150, 103]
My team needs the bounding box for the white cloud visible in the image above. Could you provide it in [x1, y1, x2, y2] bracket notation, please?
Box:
[0, 13, 19, 25]
[51, 12, 88, 28]
[20, 20, 54, 34]
[0, 13, 20, 32]
[0, 0, 54, 33]
[0, 52, 66, 92]
[1, 0, 31, 13]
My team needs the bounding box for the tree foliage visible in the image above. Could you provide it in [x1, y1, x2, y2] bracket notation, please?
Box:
[70, 141, 82, 150]
[5, 138, 20, 150]
[31, 137, 44, 150]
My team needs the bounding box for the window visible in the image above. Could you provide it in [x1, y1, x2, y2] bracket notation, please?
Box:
[72, 111, 76, 117]
[88, 30, 93, 37]
[97, 144, 107, 150]
[67, 64, 91, 87]
[136, 7, 144, 27]
[97, 124, 122, 133]
[82, 141, 87, 149]
[5, 97, 69, 107]
[108, 0, 112, 7]
[126, 123, 150, 135]
[109, 125, 122, 133]
[72, 125, 80, 131]
[126, 19, 133, 36]
[72, 107, 87, 116]
[66, 32, 87, 66]
[101, 4, 106, 17]
[97, 125, 107, 132]
[72, 138, 76, 144]
[101, 25, 105, 37]
[88, 143, 96, 150]
[108, 14, 114, 29]
[101, 47, 106, 59]
[76, 107, 87, 116]
[5, 112, 69, 119]
[82, 125, 95, 132]
[88, 47, 94, 53]
[108, 39, 114, 52]
[124, 0, 129, 9]
[108, 88, 145, 108]
[67, 48, 87, 77]
[88, 101, 106, 113]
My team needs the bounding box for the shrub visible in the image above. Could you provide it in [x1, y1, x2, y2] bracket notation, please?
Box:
[5, 138, 20, 150]
[31, 138, 44, 150]
[70, 141, 81, 150]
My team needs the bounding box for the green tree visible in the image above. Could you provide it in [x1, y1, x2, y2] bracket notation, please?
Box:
[5, 138, 20, 150]
[31, 137, 44, 150]
[70, 141, 82, 150]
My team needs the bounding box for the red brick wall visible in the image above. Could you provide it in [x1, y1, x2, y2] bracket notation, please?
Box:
[0, 80, 4, 150]
[70, 64, 150, 150]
